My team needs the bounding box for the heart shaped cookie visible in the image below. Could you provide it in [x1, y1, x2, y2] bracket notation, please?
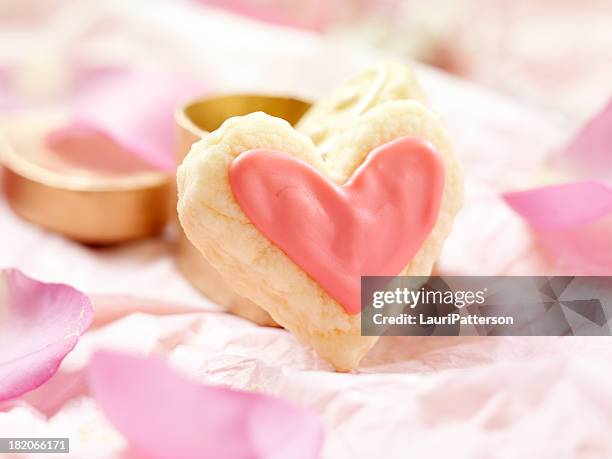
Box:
[177, 100, 463, 371]
[230, 136, 444, 314]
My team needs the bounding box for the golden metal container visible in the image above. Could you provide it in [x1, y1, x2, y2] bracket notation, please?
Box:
[175, 95, 311, 327]
[1, 112, 171, 244]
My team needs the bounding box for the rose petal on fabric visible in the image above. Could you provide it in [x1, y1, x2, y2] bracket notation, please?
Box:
[503, 181, 612, 230]
[89, 351, 324, 459]
[0, 269, 93, 402]
[505, 99, 612, 273]
[504, 183, 612, 274]
[47, 70, 205, 172]
[556, 98, 612, 180]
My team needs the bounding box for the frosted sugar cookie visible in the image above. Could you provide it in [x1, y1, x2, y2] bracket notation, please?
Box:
[295, 61, 426, 158]
[177, 100, 463, 371]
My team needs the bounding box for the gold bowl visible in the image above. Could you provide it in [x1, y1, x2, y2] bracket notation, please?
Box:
[1, 112, 171, 244]
[175, 95, 311, 326]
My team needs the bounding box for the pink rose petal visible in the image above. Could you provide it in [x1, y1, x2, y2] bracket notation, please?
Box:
[503, 98, 612, 273]
[502, 182, 611, 273]
[4, 61, 204, 170]
[555, 98, 612, 180]
[0, 269, 93, 402]
[47, 69, 206, 172]
[504, 183, 612, 274]
[89, 351, 324, 459]
[504, 181, 612, 230]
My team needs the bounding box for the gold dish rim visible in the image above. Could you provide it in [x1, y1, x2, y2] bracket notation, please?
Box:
[175, 92, 312, 138]
[0, 111, 170, 193]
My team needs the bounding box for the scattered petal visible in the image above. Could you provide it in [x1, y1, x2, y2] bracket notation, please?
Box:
[47, 69, 206, 171]
[554, 98, 612, 181]
[504, 183, 612, 274]
[0, 269, 93, 402]
[89, 351, 324, 459]
[504, 98, 612, 274]
[504, 181, 612, 230]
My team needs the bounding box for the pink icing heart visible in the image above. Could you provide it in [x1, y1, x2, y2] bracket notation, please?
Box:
[229, 136, 445, 315]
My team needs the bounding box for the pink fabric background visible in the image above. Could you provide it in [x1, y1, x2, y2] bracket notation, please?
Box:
[1, 1, 611, 458]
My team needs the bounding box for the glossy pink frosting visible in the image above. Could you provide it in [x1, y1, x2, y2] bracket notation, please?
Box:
[229, 136, 445, 314]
